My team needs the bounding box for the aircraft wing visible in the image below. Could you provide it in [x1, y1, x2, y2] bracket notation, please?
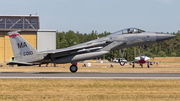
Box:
[41, 40, 112, 53]
[43, 42, 107, 53]
[7, 61, 33, 66]
[146, 61, 159, 64]
[125, 61, 139, 63]
[40, 40, 116, 59]
[126, 61, 159, 64]
[126, 61, 159, 63]
[40, 39, 128, 60]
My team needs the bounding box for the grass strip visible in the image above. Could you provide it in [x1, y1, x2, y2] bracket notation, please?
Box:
[0, 79, 180, 101]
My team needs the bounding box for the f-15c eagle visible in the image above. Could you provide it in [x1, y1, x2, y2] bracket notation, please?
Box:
[7, 28, 175, 73]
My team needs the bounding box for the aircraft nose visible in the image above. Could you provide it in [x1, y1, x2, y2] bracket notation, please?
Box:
[156, 33, 175, 41]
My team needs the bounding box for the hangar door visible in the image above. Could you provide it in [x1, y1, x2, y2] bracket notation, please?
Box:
[0, 32, 5, 63]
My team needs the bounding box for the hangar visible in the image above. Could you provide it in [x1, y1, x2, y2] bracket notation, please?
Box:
[0, 15, 56, 63]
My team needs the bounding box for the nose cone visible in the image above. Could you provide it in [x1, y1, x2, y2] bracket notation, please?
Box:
[140, 56, 145, 60]
[156, 33, 175, 41]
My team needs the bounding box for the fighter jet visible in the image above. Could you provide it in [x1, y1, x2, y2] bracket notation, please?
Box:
[128, 54, 159, 68]
[118, 47, 159, 68]
[7, 28, 175, 73]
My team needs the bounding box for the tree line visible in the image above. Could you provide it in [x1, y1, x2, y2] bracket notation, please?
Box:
[56, 30, 180, 61]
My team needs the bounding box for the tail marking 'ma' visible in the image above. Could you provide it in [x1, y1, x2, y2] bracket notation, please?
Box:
[17, 42, 27, 49]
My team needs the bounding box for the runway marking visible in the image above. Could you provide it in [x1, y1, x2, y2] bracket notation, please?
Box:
[1, 77, 180, 79]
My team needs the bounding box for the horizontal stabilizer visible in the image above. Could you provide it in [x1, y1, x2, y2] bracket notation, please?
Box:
[7, 61, 33, 66]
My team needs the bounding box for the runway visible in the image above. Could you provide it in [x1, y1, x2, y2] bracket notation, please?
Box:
[0, 72, 180, 79]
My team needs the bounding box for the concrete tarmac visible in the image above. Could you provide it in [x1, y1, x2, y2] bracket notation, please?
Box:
[0, 72, 180, 79]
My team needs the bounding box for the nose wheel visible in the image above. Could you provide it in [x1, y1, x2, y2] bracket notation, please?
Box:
[119, 59, 125, 66]
[70, 65, 78, 73]
[119, 61, 125, 66]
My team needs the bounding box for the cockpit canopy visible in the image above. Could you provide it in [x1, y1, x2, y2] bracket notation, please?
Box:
[112, 28, 145, 35]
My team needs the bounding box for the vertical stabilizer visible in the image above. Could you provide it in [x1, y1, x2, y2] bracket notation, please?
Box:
[7, 31, 39, 60]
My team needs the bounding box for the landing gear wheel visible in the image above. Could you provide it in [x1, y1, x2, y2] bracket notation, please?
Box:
[120, 61, 125, 66]
[140, 64, 143, 68]
[39, 64, 41, 67]
[70, 65, 78, 73]
[147, 64, 150, 68]
[132, 64, 135, 68]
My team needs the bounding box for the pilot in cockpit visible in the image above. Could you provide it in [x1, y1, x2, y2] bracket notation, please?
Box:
[127, 29, 130, 33]
[127, 28, 135, 33]
[130, 28, 138, 33]
[134, 29, 138, 33]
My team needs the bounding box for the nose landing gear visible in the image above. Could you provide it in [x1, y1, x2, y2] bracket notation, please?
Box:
[119, 61, 125, 66]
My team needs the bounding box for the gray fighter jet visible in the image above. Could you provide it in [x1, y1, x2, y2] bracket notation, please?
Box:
[7, 28, 175, 73]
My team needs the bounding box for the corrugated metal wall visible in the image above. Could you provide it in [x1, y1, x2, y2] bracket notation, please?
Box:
[37, 30, 56, 52]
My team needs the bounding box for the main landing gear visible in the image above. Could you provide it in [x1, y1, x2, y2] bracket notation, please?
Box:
[132, 63, 135, 68]
[140, 64, 143, 68]
[132, 63, 150, 68]
[70, 63, 78, 73]
[147, 63, 150, 68]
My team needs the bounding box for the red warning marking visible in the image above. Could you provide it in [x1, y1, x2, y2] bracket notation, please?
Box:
[139, 60, 146, 63]
[9, 34, 20, 37]
[74, 63, 77, 66]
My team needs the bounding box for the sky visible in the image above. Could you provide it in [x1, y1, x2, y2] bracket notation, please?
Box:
[1, 0, 180, 33]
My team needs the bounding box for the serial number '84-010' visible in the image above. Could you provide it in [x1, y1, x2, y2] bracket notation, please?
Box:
[23, 51, 33, 56]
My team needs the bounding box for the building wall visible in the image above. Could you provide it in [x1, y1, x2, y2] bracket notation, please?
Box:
[37, 29, 56, 52]
[0, 32, 37, 63]
[4, 33, 14, 62]
[0, 32, 5, 63]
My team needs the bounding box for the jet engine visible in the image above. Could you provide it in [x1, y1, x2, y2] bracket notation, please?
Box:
[150, 62, 153, 65]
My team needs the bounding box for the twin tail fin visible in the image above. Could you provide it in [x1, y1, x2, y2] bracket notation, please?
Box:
[7, 31, 39, 59]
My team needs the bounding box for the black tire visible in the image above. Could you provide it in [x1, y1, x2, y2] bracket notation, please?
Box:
[147, 64, 150, 68]
[120, 61, 125, 66]
[70, 65, 78, 73]
[132, 65, 135, 68]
